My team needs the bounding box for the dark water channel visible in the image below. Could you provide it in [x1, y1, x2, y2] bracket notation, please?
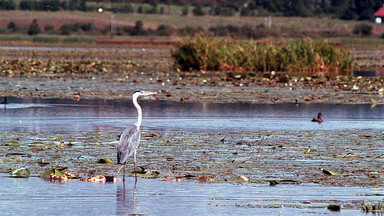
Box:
[0, 97, 383, 133]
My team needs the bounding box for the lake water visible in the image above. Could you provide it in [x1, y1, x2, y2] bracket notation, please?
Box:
[1, 97, 383, 215]
[0, 97, 383, 133]
[0, 174, 381, 216]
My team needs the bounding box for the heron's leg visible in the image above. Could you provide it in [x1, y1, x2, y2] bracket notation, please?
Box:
[134, 150, 137, 182]
[123, 164, 126, 182]
[115, 164, 125, 177]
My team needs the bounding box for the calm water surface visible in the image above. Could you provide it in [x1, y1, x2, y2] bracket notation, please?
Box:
[0, 174, 380, 216]
[0, 97, 383, 133]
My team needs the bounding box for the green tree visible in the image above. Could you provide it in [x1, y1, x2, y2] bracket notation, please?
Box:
[283, 0, 313, 17]
[68, 0, 77, 11]
[59, 23, 74, 35]
[0, 0, 16, 10]
[354, 0, 381, 20]
[41, 0, 60, 11]
[182, 6, 189, 15]
[214, 7, 236, 16]
[240, 7, 252, 16]
[156, 24, 174, 36]
[7, 21, 17, 32]
[44, 24, 55, 33]
[192, 5, 204, 16]
[78, 0, 87, 11]
[19, 1, 35, 10]
[353, 23, 372, 36]
[27, 19, 41, 35]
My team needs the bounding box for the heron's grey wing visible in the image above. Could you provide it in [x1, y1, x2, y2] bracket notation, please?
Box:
[116, 124, 141, 164]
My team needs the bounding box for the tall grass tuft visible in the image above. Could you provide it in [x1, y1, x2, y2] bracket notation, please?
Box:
[172, 36, 353, 76]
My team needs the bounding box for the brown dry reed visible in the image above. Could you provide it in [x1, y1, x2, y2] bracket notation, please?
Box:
[172, 36, 353, 77]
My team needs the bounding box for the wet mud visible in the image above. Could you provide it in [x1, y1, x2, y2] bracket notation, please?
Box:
[1, 129, 384, 187]
[1, 70, 384, 105]
[0, 46, 383, 105]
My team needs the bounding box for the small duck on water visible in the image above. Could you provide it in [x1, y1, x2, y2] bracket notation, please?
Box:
[311, 112, 323, 123]
[1, 97, 8, 105]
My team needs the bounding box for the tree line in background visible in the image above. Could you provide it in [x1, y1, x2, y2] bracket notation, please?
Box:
[0, 0, 383, 20]
[6, 18, 377, 39]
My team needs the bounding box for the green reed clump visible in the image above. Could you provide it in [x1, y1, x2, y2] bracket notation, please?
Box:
[171, 37, 222, 71]
[172, 36, 353, 76]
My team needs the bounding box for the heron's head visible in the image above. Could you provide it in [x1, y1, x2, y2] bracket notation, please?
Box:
[133, 90, 157, 97]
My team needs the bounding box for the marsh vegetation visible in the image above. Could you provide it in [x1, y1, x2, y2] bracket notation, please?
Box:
[172, 37, 353, 76]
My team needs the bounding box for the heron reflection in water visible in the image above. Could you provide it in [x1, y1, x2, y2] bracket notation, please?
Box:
[116, 183, 137, 215]
[115, 90, 157, 182]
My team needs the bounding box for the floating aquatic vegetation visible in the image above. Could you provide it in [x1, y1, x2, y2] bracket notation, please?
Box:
[96, 158, 113, 164]
[9, 168, 30, 178]
[49, 173, 68, 182]
[81, 175, 106, 183]
[80, 176, 121, 183]
[269, 180, 279, 186]
[5, 141, 20, 146]
[40, 166, 78, 182]
[198, 175, 215, 182]
[162, 177, 184, 182]
[371, 99, 379, 108]
[322, 169, 339, 176]
[361, 202, 384, 213]
[368, 171, 384, 178]
[225, 176, 250, 182]
[269, 179, 300, 186]
[133, 166, 146, 174]
[2, 129, 384, 188]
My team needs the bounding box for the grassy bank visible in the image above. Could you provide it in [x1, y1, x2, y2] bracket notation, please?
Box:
[0, 34, 96, 44]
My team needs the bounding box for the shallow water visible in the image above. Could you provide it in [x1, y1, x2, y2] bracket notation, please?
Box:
[0, 174, 381, 216]
[1, 99, 384, 215]
[0, 97, 383, 133]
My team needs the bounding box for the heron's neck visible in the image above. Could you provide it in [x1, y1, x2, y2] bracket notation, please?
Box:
[133, 96, 142, 127]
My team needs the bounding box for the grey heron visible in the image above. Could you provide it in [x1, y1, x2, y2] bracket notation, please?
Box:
[116, 90, 156, 182]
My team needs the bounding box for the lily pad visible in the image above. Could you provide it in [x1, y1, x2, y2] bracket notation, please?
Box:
[96, 158, 113, 164]
[40, 166, 67, 180]
[132, 171, 164, 179]
[9, 168, 30, 178]
[322, 169, 339, 176]
[28, 142, 45, 147]
[133, 166, 146, 174]
[225, 176, 250, 182]
[5, 141, 20, 146]
[269, 180, 279, 186]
